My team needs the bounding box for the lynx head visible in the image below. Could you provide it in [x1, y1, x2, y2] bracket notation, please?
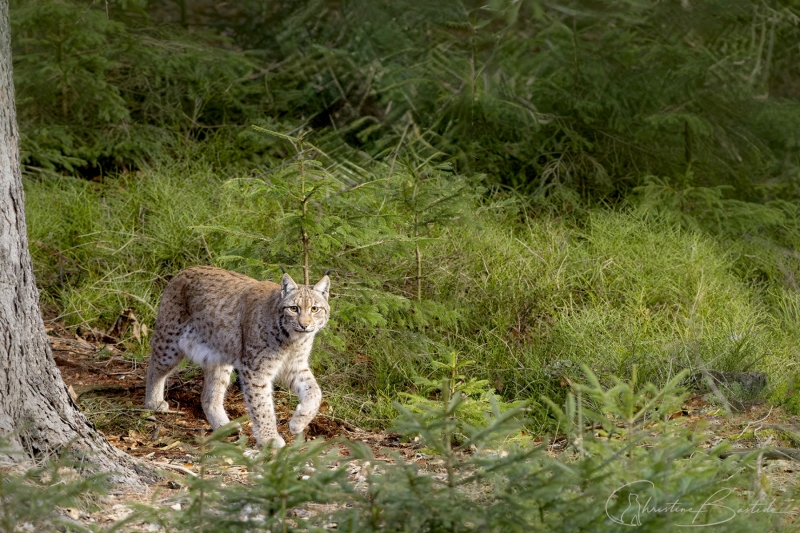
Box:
[280, 273, 330, 334]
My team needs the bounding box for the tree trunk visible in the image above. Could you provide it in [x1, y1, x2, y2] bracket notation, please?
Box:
[0, 0, 150, 488]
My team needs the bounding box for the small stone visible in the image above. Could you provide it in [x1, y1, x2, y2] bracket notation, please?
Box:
[170, 503, 182, 511]
[167, 480, 182, 489]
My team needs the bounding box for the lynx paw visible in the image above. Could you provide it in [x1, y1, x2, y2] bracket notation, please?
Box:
[290, 413, 314, 435]
[289, 402, 318, 434]
[146, 400, 170, 412]
[260, 435, 286, 449]
[206, 413, 232, 431]
[243, 449, 260, 459]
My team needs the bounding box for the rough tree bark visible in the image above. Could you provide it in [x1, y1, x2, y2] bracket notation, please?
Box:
[0, 0, 149, 488]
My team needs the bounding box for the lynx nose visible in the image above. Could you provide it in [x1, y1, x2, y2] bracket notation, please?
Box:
[295, 319, 314, 332]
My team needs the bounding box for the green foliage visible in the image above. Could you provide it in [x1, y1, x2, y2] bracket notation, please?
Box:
[26, 155, 797, 425]
[13, 0, 800, 206]
[400, 351, 524, 438]
[11, 0, 283, 174]
[10, 2, 800, 530]
[24, 161, 222, 333]
[116, 422, 353, 532]
[535, 367, 787, 531]
[361, 370, 791, 531]
[14, 0, 800, 448]
[0, 438, 107, 532]
[70, 372, 800, 531]
[770, 370, 800, 416]
[632, 173, 789, 234]
[220, 128, 375, 286]
[389, 158, 481, 301]
[220, 0, 800, 201]
[209, 129, 419, 334]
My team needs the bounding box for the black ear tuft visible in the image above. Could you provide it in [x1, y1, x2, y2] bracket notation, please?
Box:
[281, 273, 298, 297]
[313, 275, 331, 301]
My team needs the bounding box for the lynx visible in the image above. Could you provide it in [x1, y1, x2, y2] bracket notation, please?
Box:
[144, 266, 330, 448]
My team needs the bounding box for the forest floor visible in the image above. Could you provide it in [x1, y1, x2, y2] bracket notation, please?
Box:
[46, 314, 800, 529]
[46, 313, 434, 529]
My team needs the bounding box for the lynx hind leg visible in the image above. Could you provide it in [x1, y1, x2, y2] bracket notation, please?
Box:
[145, 327, 184, 412]
[202, 364, 234, 430]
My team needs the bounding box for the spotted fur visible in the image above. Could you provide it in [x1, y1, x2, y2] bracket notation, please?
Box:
[144, 266, 330, 448]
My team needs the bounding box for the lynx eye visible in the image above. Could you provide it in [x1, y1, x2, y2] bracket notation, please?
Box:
[288, 306, 299, 312]
[311, 306, 319, 313]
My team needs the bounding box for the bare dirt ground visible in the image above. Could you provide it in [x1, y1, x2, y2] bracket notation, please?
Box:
[44, 313, 433, 529]
[44, 314, 800, 529]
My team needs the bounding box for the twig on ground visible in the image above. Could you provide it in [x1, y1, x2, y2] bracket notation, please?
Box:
[87, 408, 184, 416]
[719, 447, 800, 463]
[152, 462, 198, 477]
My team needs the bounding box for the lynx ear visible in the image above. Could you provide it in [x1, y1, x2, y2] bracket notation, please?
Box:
[313, 275, 330, 301]
[281, 273, 298, 298]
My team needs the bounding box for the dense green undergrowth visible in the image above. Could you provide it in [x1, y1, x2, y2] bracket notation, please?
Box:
[12, 0, 800, 201]
[1, 370, 794, 532]
[23, 141, 800, 425]
[13, 1, 800, 424]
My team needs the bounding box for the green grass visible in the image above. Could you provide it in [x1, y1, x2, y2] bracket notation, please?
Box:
[7, 369, 793, 532]
[23, 155, 800, 427]
[399, 212, 790, 417]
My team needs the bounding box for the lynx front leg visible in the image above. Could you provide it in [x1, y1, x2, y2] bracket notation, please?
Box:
[284, 367, 322, 436]
[238, 361, 285, 448]
[201, 364, 234, 430]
